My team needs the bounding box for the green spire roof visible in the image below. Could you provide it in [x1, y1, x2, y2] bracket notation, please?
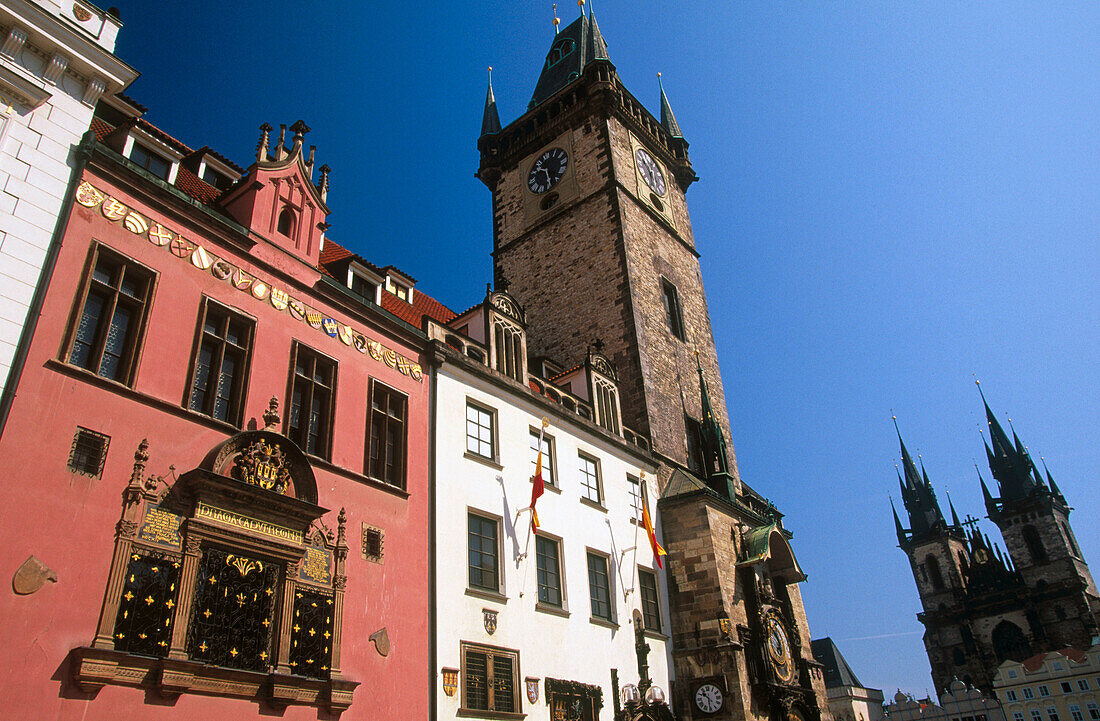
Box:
[658, 73, 683, 139]
[480, 68, 501, 137]
[529, 12, 612, 109]
[696, 352, 734, 500]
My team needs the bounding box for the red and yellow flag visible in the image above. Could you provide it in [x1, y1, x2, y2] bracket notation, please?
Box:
[530, 448, 545, 530]
[641, 477, 666, 568]
[529, 421, 548, 530]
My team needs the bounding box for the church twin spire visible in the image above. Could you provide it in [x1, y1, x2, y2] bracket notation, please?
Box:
[893, 386, 1067, 546]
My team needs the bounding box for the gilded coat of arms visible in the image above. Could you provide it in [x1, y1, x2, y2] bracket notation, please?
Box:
[233, 440, 291, 494]
[483, 608, 498, 635]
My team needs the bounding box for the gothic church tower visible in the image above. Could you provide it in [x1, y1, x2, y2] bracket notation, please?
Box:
[479, 11, 831, 721]
[894, 392, 1099, 695]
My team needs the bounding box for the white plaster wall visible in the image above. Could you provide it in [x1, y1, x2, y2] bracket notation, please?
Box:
[435, 363, 672, 719]
[0, 0, 131, 394]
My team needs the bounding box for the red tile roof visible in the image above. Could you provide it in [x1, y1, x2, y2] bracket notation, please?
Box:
[1021, 647, 1089, 672]
[91, 116, 113, 141]
[192, 145, 244, 174]
[318, 239, 456, 328]
[173, 166, 222, 204]
[319, 241, 353, 266]
[381, 288, 456, 327]
[136, 118, 192, 155]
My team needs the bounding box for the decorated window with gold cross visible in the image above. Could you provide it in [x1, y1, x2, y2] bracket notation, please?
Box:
[73, 422, 359, 713]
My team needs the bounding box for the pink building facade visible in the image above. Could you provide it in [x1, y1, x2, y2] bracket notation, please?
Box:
[0, 116, 436, 719]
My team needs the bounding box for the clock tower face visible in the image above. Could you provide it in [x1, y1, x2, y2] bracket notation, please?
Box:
[635, 147, 666, 196]
[694, 683, 724, 714]
[527, 147, 569, 194]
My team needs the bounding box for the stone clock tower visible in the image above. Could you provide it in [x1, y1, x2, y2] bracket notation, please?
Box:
[478, 10, 831, 721]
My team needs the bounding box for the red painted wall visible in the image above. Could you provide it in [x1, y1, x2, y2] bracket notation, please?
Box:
[0, 165, 430, 720]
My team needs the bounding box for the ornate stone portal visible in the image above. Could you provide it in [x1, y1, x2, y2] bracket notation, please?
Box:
[71, 425, 358, 713]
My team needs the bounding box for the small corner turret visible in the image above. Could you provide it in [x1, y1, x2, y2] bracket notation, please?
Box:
[219, 120, 331, 267]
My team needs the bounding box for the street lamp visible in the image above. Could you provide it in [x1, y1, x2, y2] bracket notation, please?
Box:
[612, 612, 675, 721]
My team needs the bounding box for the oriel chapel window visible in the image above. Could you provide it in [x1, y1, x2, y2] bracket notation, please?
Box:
[68, 244, 154, 385]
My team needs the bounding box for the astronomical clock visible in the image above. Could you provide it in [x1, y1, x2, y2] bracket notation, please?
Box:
[749, 567, 817, 721]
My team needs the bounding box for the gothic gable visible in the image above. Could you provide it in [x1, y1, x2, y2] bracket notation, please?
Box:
[220, 121, 331, 267]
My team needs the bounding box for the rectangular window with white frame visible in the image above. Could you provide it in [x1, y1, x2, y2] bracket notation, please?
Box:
[638, 568, 661, 633]
[1071, 706, 1083, 721]
[1079, 680, 1090, 692]
[586, 550, 613, 623]
[1024, 688, 1035, 700]
[579, 453, 602, 505]
[466, 401, 496, 460]
[1040, 686, 1051, 698]
[1088, 705, 1100, 721]
[467, 511, 501, 594]
[530, 430, 555, 487]
[535, 534, 563, 609]
[628, 475, 643, 522]
[1006, 691, 1018, 702]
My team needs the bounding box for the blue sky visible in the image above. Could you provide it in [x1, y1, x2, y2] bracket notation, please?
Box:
[112, 1, 1099, 696]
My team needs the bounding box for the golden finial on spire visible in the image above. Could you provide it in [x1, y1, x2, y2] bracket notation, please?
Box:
[578, 0, 585, 13]
[553, 3, 560, 31]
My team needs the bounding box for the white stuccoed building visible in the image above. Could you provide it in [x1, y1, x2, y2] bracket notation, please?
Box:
[428, 290, 673, 720]
[0, 0, 136, 394]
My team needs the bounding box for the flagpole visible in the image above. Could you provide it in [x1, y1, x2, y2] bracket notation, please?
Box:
[519, 417, 550, 599]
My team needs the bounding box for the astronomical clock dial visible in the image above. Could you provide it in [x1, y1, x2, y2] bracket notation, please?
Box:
[695, 683, 724, 714]
[765, 611, 796, 684]
[527, 147, 568, 194]
[635, 147, 667, 196]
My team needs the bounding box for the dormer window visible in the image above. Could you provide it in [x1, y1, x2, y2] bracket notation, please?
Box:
[392, 282, 409, 301]
[277, 207, 296, 237]
[350, 273, 378, 303]
[546, 38, 576, 69]
[129, 142, 170, 180]
[200, 166, 229, 189]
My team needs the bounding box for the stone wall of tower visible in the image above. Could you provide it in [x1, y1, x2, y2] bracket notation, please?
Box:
[906, 537, 969, 609]
[998, 503, 1099, 600]
[491, 119, 650, 436]
[661, 495, 830, 721]
[662, 495, 752, 721]
[605, 114, 739, 478]
[491, 103, 741, 476]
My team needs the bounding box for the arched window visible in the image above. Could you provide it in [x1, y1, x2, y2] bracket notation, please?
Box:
[277, 207, 295, 237]
[992, 621, 1031, 662]
[926, 554, 945, 590]
[1022, 525, 1047, 562]
[958, 551, 970, 575]
[1062, 522, 1080, 557]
